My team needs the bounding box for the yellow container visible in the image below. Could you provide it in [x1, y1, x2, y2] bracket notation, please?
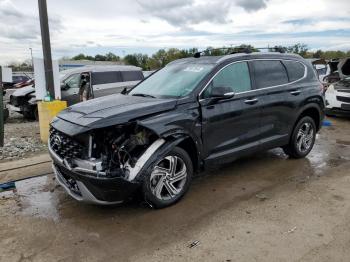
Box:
[37, 100, 67, 143]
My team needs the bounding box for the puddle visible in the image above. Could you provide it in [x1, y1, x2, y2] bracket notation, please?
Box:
[0, 175, 61, 221]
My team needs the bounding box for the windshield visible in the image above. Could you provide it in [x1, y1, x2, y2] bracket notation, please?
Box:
[129, 63, 213, 98]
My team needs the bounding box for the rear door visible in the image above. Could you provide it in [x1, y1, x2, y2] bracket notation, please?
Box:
[91, 71, 123, 97]
[200, 61, 263, 163]
[250, 60, 306, 149]
[91, 71, 143, 97]
[121, 71, 144, 91]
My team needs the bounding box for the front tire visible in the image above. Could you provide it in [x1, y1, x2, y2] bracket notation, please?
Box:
[23, 105, 38, 121]
[283, 116, 316, 159]
[142, 147, 193, 209]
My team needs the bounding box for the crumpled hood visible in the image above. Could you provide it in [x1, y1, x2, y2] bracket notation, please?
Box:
[56, 94, 177, 131]
[334, 78, 350, 90]
[12, 85, 35, 97]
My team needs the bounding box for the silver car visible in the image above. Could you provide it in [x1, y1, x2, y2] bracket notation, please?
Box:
[8, 65, 144, 120]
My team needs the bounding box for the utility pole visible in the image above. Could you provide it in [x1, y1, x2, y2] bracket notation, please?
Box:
[29, 47, 34, 71]
[38, 0, 55, 98]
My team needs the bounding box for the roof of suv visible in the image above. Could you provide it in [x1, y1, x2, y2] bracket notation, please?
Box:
[168, 52, 304, 66]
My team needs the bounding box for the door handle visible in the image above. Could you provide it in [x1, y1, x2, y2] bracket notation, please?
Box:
[290, 90, 301, 96]
[244, 98, 258, 105]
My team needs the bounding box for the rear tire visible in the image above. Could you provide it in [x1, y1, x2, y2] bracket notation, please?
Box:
[283, 116, 316, 159]
[142, 147, 193, 209]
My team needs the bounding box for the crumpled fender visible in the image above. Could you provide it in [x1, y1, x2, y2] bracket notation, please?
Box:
[130, 136, 188, 183]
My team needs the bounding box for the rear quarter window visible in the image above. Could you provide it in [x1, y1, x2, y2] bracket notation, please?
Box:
[282, 60, 305, 82]
[121, 71, 144, 82]
[251, 60, 288, 89]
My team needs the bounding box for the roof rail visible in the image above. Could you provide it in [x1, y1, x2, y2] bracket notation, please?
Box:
[193, 46, 287, 58]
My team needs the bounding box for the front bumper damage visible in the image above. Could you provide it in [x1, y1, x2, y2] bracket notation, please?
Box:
[49, 136, 166, 204]
[7, 104, 22, 113]
[325, 87, 350, 116]
[49, 142, 139, 204]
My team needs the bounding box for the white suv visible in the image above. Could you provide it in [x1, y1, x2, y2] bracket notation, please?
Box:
[325, 78, 350, 116]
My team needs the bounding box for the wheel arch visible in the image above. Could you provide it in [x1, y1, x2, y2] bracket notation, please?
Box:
[132, 133, 201, 183]
[161, 131, 201, 173]
[294, 103, 323, 132]
[175, 136, 200, 173]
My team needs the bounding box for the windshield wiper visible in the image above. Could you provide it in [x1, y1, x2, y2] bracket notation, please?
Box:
[131, 93, 156, 98]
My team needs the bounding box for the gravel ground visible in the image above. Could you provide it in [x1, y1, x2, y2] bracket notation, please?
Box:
[0, 111, 47, 162]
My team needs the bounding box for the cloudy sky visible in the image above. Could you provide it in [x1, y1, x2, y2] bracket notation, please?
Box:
[0, 0, 350, 64]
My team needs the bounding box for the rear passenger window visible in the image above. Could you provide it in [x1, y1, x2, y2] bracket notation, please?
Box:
[91, 71, 122, 85]
[252, 60, 288, 89]
[121, 71, 144, 82]
[282, 61, 305, 82]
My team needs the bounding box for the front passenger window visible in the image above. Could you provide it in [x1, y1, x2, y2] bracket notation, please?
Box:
[63, 74, 80, 89]
[203, 62, 251, 98]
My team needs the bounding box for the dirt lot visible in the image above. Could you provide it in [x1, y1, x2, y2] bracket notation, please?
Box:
[0, 117, 350, 262]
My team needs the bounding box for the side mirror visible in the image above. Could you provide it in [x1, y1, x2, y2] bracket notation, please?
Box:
[61, 83, 69, 90]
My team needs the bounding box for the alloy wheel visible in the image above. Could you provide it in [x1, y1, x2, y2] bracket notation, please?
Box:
[296, 122, 314, 153]
[150, 155, 188, 201]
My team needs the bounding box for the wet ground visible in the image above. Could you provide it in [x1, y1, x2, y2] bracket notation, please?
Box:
[0, 117, 350, 262]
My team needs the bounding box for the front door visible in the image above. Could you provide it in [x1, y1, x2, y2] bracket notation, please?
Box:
[200, 61, 262, 164]
[61, 73, 81, 106]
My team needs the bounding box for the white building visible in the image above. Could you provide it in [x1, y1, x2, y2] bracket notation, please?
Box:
[59, 60, 124, 71]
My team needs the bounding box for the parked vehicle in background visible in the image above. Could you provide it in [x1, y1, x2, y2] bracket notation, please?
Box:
[13, 78, 34, 89]
[322, 59, 349, 84]
[49, 51, 324, 208]
[307, 58, 329, 83]
[13, 75, 31, 84]
[3, 90, 9, 122]
[315, 64, 329, 82]
[325, 77, 350, 116]
[7, 65, 143, 120]
[142, 70, 156, 78]
[3, 74, 32, 90]
[324, 57, 350, 116]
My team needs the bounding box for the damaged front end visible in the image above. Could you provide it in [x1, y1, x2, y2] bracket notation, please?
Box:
[49, 123, 167, 204]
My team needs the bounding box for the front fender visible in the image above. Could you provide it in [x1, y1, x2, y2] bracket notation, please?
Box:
[128, 136, 188, 183]
[137, 103, 203, 159]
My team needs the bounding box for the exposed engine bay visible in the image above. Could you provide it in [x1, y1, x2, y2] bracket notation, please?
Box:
[49, 123, 165, 182]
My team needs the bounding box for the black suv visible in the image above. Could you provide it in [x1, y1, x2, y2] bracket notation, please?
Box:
[49, 52, 324, 208]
